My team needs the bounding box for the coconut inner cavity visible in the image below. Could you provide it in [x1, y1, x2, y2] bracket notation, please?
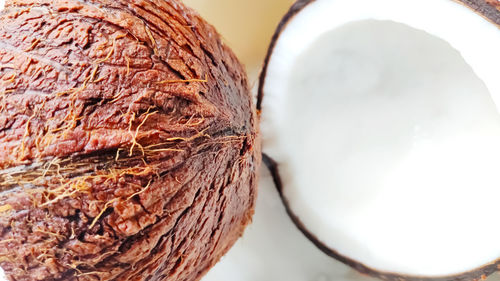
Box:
[272, 20, 500, 276]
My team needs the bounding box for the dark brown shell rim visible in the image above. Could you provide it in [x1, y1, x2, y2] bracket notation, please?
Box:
[258, 0, 500, 280]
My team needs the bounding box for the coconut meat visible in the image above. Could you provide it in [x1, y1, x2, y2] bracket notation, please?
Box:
[262, 0, 500, 277]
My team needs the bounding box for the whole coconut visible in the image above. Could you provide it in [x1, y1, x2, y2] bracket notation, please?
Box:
[0, 0, 260, 280]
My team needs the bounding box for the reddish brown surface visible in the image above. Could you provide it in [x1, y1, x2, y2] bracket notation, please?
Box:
[0, 0, 260, 280]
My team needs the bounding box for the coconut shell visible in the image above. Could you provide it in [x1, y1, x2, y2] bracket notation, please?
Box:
[0, 0, 260, 280]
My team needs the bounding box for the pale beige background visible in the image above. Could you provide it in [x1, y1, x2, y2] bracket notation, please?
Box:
[184, 0, 294, 81]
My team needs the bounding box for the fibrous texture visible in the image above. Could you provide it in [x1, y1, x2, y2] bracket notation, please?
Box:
[0, 0, 260, 280]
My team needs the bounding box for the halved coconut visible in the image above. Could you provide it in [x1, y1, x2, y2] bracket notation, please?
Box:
[259, 0, 500, 280]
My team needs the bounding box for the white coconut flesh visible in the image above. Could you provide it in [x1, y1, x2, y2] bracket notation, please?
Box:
[261, 0, 500, 278]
